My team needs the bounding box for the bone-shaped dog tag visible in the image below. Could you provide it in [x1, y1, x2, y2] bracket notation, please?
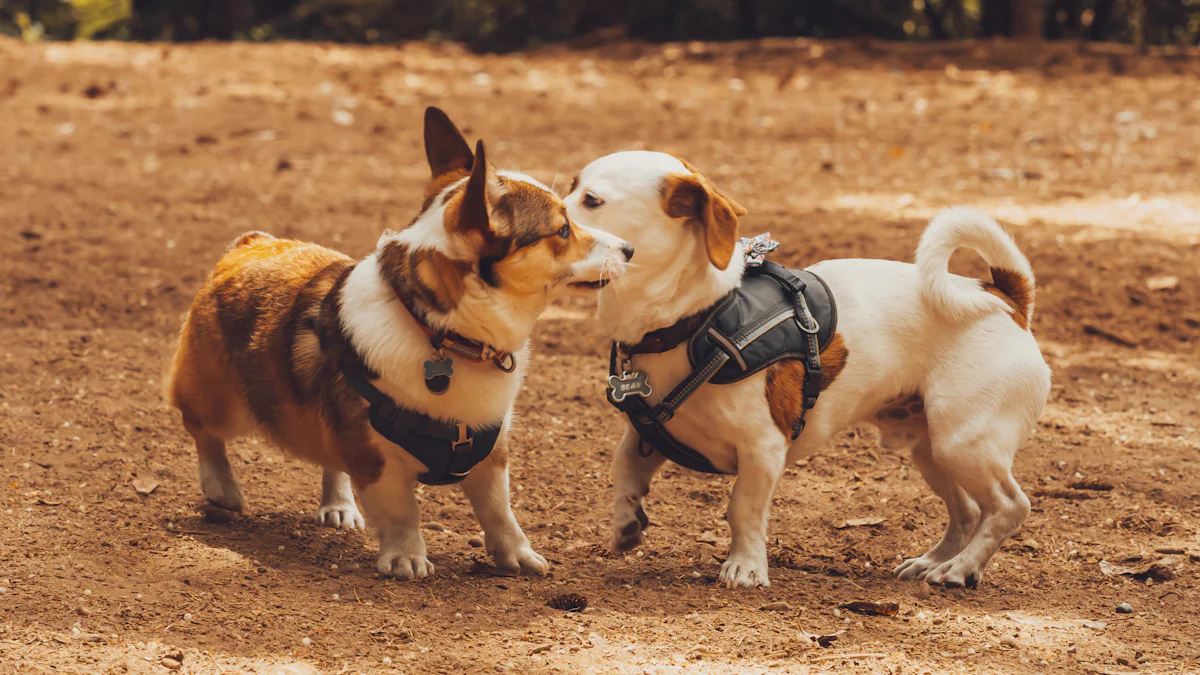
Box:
[424, 356, 454, 395]
[607, 371, 653, 402]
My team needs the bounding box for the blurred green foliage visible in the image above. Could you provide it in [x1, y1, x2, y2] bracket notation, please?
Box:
[1, 0, 1197, 49]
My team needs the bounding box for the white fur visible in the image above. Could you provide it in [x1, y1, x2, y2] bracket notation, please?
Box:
[569, 152, 1051, 590]
[917, 207, 1036, 325]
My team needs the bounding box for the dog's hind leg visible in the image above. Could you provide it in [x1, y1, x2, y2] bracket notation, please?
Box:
[610, 424, 666, 553]
[180, 407, 245, 513]
[894, 438, 980, 580]
[919, 412, 1032, 588]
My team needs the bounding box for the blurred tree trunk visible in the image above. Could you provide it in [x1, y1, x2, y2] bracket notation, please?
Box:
[736, 0, 759, 38]
[1088, 0, 1115, 40]
[1013, 0, 1047, 38]
[981, 0, 1012, 36]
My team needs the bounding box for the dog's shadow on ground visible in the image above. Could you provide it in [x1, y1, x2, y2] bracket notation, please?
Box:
[168, 504, 563, 609]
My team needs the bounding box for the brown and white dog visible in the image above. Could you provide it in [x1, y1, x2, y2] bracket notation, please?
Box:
[566, 151, 1050, 589]
[168, 109, 631, 579]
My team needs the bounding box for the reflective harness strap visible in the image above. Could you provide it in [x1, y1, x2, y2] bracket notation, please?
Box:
[340, 359, 501, 485]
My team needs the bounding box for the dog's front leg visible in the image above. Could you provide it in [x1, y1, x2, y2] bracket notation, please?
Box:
[610, 424, 666, 552]
[720, 439, 787, 589]
[357, 460, 434, 580]
[459, 445, 548, 576]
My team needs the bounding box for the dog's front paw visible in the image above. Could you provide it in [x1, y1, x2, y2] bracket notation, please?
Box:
[200, 475, 244, 512]
[610, 501, 650, 552]
[491, 539, 549, 576]
[376, 549, 435, 580]
[315, 502, 365, 530]
[718, 555, 770, 589]
[894, 555, 940, 581]
[922, 557, 982, 589]
[610, 519, 645, 552]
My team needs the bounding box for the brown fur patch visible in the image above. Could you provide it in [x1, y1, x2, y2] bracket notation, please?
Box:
[660, 163, 747, 270]
[170, 235, 385, 487]
[982, 267, 1034, 330]
[377, 240, 470, 315]
[764, 333, 849, 438]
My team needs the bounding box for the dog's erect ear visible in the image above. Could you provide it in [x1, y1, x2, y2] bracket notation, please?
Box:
[662, 171, 747, 270]
[424, 107, 474, 178]
[457, 139, 494, 240]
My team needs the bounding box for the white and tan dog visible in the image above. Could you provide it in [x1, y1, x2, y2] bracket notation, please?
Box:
[168, 109, 631, 579]
[566, 151, 1050, 589]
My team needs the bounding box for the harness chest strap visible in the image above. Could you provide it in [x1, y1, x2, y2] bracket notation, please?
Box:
[607, 263, 836, 474]
[339, 359, 501, 486]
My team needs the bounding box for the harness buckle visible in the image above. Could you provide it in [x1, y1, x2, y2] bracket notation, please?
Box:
[453, 424, 473, 453]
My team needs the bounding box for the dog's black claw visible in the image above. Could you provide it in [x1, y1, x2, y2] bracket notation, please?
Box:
[634, 505, 650, 530]
[965, 573, 980, 588]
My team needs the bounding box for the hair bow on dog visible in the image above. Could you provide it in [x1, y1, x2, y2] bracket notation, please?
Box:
[740, 233, 780, 267]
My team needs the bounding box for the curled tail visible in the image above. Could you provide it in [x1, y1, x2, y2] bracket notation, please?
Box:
[916, 207, 1035, 329]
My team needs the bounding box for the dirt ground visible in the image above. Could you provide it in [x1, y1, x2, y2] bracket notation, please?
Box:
[2, 36, 1199, 675]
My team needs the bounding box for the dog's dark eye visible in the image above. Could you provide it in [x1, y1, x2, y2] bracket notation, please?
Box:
[557, 222, 571, 239]
[582, 191, 604, 209]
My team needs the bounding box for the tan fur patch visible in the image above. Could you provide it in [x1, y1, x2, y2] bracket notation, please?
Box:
[169, 235, 387, 486]
[487, 177, 597, 296]
[660, 162, 747, 270]
[763, 333, 849, 438]
[982, 267, 1034, 330]
[377, 241, 470, 314]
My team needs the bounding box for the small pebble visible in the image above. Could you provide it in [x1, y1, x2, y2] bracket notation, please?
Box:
[382, 657, 392, 665]
[277, 546, 285, 552]
[1067, 645, 1077, 654]
[1001, 637, 1020, 648]
[1116, 602, 1134, 614]
[183, 613, 192, 621]
[420, 522, 446, 531]
[76, 606, 91, 616]
[301, 637, 312, 646]
[1136, 654, 1149, 664]
[84, 589, 92, 595]
[160, 657, 181, 670]
[330, 564, 338, 571]
[691, 571, 701, 579]
[468, 536, 484, 548]
[331, 594, 340, 601]
[967, 648, 976, 656]
[760, 601, 792, 612]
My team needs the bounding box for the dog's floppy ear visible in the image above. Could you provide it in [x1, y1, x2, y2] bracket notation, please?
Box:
[662, 170, 747, 270]
[424, 107, 474, 178]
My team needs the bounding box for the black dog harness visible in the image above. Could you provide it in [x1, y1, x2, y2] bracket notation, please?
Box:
[606, 259, 838, 474]
[340, 359, 501, 486]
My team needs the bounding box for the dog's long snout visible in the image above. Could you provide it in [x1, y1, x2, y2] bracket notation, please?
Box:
[621, 244, 635, 262]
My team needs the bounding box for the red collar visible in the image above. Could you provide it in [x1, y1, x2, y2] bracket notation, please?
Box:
[394, 288, 516, 373]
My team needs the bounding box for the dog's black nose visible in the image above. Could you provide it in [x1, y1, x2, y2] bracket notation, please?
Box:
[621, 245, 635, 262]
